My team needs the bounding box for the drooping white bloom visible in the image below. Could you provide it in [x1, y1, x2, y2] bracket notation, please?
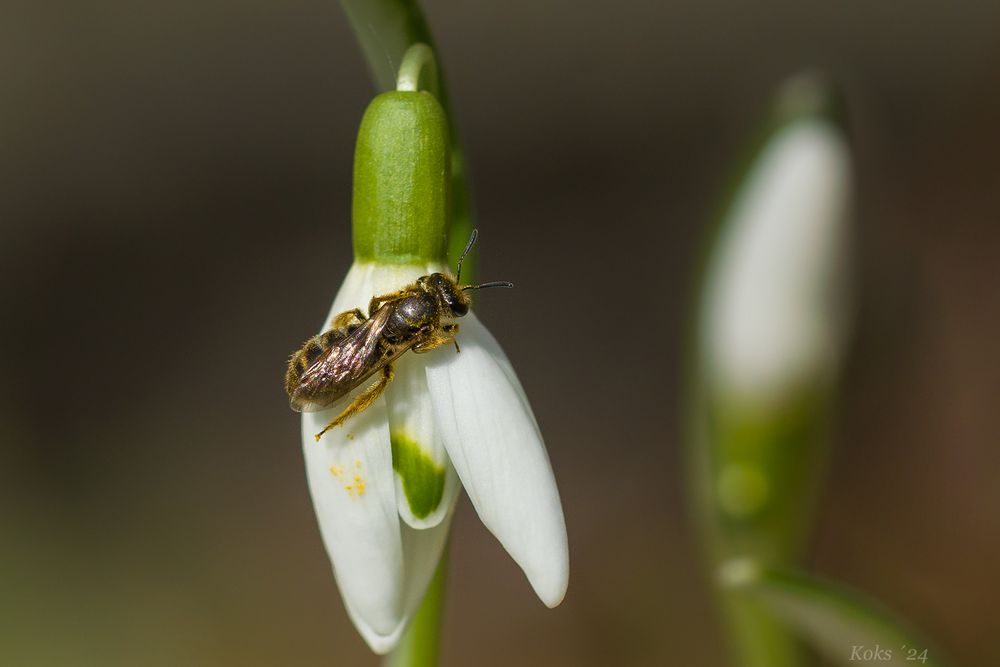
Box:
[701, 114, 851, 408]
[302, 261, 568, 653]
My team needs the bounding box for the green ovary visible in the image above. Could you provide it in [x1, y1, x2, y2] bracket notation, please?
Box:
[390, 433, 446, 519]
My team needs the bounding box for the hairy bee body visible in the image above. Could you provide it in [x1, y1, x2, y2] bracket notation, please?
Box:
[283, 326, 359, 404]
[286, 273, 477, 440]
[286, 231, 512, 441]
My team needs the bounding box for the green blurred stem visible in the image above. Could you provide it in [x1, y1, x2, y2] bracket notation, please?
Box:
[686, 391, 827, 667]
[718, 592, 805, 667]
[382, 551, 449, 667]
[338, 0, 476, 277]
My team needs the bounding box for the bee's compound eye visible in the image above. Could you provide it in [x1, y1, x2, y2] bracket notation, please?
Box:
[450, 300, 468, 316]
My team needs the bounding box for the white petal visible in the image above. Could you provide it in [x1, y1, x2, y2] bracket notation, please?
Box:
[302, 260, 454, 649]
[424, 314, 569, 607]
[325, 261, 375, 320]
[327, 261, 459, 529]
[702, 120, 851, 404]
[385, 354, 462, 528]
[343, 498, 458, 654]
[302, 397, 402, 636]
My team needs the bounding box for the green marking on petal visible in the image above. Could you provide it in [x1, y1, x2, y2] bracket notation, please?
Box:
[390, 432, 446, 519]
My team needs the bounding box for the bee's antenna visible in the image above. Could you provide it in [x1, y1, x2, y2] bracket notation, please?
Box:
[462, 281, 514, 291]
[455, 230, 511, 292]
[455, 228, 478, 284]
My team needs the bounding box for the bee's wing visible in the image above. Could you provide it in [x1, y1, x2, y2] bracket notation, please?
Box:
[290, 307, 394, 412]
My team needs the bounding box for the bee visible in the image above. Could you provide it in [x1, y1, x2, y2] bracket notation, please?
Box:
[286, 230, 513, 441]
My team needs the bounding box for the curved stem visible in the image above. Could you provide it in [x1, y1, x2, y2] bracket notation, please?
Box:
[396, 43, 440, 99]
[338, 0, 477, 279]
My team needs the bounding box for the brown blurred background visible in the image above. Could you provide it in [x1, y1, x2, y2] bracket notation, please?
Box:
[2, 1, 998, 665]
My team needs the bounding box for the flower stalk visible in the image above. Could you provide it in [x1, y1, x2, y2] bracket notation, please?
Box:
[383, 552, 449, 667]
[338, 0, 476, 277]
[396, 43, 440, 99]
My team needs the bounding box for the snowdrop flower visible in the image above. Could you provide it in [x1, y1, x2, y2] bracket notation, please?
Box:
[296, 86, 568, 654]
[691, 72, 853, 530]
[688, 73, 853, 667]
[701, 74, 852, 412]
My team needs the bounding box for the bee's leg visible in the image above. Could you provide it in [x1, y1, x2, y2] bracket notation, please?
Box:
[331, 308, 366, 329]
[314, 364, 395, 441]
[445, 324, 461, 353]
[414, 324, 461, 354]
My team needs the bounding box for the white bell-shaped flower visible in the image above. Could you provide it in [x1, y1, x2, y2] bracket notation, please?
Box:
[301, 261, 568, 653]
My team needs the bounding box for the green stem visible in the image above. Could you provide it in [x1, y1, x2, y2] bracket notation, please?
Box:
[686, 391, 813, 667]
[338, 0, 476, 278]
[382, 550, 449, 667]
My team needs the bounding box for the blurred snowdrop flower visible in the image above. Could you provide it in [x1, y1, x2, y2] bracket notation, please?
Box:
[688, 74, 854, 666]
[296, 87, 567, 654]
[701, 75, 852, 410]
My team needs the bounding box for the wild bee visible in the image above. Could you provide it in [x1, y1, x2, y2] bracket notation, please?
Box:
[285, 230, 512, 441]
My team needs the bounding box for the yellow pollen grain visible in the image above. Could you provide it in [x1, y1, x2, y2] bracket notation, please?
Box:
[354, 459, 362, 469]
[340, 469, 367, 498]
[329, 464, 343, 478]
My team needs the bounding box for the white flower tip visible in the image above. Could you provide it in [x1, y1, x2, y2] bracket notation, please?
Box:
[519, 504, 569, 608]
[500, 503, 569, 609]
[363, 629, 402, 656]
[533, 552, 570, 608]
[344, 600, 408, 654]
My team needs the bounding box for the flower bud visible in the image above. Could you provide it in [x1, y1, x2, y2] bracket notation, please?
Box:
[703, 75, 850, 412]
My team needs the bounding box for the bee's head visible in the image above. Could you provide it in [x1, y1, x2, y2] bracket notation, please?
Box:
[424, 229, 514, 318]
[426, 273, 471, 317]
